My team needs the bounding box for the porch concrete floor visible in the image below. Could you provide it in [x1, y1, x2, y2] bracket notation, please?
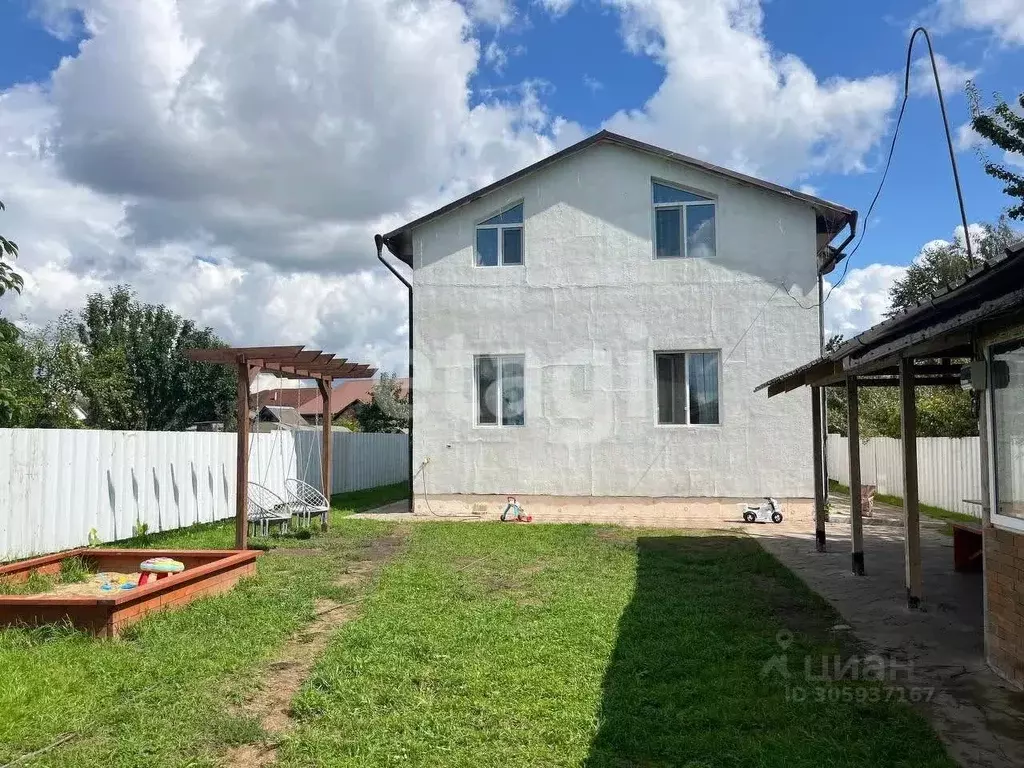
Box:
[751, 496, 1024, 768]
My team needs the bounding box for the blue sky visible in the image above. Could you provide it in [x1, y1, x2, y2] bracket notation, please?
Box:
[0, 0, 1022, 368]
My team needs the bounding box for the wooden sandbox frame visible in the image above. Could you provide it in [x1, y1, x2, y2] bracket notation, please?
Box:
[0, 548, 261, 636]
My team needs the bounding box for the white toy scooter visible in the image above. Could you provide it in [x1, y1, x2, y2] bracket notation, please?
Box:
[742, 497, 784, 524]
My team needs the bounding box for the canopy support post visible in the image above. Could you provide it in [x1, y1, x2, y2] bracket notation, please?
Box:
[847, 376, 865, 575]
[812, 386, 827, 552]
[900, 358, 923, 608]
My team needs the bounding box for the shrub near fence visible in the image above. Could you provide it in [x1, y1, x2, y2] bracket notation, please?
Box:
[827, 434, 983, 518]
[0, 428, 408, 561]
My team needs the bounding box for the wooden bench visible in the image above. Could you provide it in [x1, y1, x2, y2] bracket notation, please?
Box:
[950, 522, 983, 573]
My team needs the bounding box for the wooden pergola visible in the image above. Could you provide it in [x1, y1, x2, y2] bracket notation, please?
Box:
[185, 346, 376, 549]
[756, 240, 1024, 607]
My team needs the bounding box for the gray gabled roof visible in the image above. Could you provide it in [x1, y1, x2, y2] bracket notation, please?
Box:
[380, 130, 855, 267]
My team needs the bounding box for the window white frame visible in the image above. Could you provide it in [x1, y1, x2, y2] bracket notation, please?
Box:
[986, 338, 1024, 533]
[475, 201, 524, 267]
[654, 350, 722, 426]
[651, 179, 717, 260]
[474, 354, 526, 427]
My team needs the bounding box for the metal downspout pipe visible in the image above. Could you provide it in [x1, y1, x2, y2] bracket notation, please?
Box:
[375, 234, 414, 511]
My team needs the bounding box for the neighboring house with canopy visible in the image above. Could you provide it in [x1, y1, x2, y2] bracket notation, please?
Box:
[376, 130, 857, 521]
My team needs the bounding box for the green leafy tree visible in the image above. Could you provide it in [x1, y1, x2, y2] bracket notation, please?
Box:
[80, 345, 140, 429]
[333, 414, 361, 432]
[76, 286, 236, 430]
[20, 314, 87, 428]
[823, 335, 976, 439]
[0, 200, 22, 298]
[886, 218, 1020, 316]
[968, 83, 1024, 220]
[354, 372, 409, 433]
[867, 219, 1021, 438]
[0, 319, 43, 426]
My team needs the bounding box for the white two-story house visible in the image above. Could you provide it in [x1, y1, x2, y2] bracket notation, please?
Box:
[378, 131, 855, 522]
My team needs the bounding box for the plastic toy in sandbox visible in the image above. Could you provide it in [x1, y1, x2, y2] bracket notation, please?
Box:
[97, 571, 140, 593]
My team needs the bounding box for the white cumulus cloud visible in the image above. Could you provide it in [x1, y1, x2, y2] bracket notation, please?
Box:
[601, 0, 899, 181]
[536, 0, 577, 16]
[3, 0, 572, 373]
[5, 0, 996, 375]
[824, 263, 907, 338]
[465, 0, 514, 26]
[909, 53, 978, 98]
[933, 0, 1024, 46]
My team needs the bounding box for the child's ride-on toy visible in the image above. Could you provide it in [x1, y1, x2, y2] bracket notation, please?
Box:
[742, 497, 784, 524]
[500, 497, 532, 523]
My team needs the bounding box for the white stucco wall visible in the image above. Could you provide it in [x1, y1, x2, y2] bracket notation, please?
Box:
[410, 142, 820, 499]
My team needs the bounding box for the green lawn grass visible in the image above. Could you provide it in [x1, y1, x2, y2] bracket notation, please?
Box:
[330, 482, 408, 517]
[278, 524, 953, 768]
[829, 480, 979, 532]
[0, 485, 403, 768]
[1, 492, 954, 768]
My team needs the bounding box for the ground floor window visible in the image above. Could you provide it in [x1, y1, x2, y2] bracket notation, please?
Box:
[655, 350, 720, 425]
[991, 338, 1024, 525]
[475, 355, 525, 426]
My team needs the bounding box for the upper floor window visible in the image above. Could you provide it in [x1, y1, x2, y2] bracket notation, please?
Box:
[652, 181, 716, 260]
[476, 203, 524, 267]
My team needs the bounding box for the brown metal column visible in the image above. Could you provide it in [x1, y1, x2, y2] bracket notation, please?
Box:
[318, 377, 333, 531]
[235, 358, 251, 550]
[900, 358, 923, 607]
[812, 386, 827, 552]
[847, 376, 865, 575]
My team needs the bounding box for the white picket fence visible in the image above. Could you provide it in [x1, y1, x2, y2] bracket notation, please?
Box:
[0, 428, 408, 561]
[827, 434, 983, 518]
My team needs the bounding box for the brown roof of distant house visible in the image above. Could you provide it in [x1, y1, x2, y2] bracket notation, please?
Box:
[297, 378, 409, 417]
[251, 387, 320, 409]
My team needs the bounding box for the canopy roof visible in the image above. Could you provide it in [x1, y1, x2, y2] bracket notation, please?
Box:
[186, 345, 376, 381]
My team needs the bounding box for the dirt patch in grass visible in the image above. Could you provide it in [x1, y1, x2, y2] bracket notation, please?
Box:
[468, 561, 550, 605]
[267, 548, 323, 557]
[222, 531, 407, 768]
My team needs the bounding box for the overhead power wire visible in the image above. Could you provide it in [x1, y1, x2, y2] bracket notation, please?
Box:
[821, 26, 973, 307]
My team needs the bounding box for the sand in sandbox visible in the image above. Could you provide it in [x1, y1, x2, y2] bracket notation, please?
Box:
[46, 573, 143, 598]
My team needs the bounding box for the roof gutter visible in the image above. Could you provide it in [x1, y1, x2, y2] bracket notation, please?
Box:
[819, 210, 858, 276]
[375, 234, 414, 511]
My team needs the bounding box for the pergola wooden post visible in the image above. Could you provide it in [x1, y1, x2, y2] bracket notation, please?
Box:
[847, 375, 865, 575]
[186, 346, 376, 550]
[235, 358, 253, 549]
[811, 386, 827, 552]
[900, 357, 923, 607]
[317, 377, 333, 532]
